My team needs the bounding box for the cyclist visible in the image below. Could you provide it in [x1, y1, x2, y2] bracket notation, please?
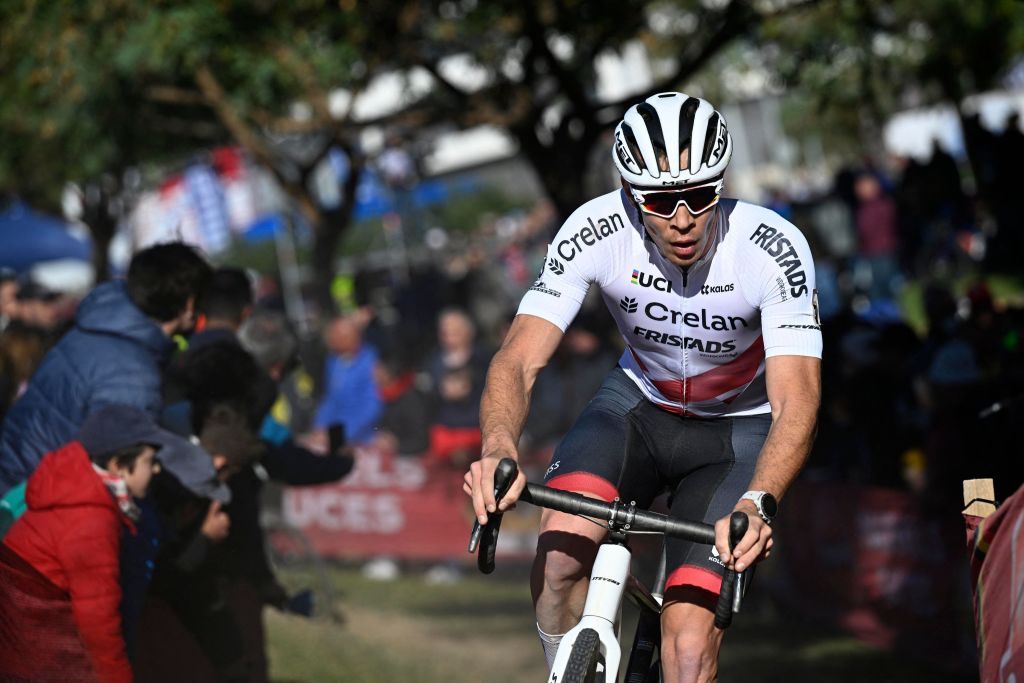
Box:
[465, 92, 821, 682]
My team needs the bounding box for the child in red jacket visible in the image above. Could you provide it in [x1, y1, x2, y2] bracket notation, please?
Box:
[0, 405, 181, 683]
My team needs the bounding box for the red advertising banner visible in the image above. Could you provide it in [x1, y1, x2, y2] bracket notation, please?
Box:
[771, 481, 976, 673]
[282, 446, 539, 562]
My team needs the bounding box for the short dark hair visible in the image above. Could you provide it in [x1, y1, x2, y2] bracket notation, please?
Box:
[91, 443, 149, 472]
[126, 242, 213, 323]
[237, 311, 298, 374]
[201, 267, 253, 324]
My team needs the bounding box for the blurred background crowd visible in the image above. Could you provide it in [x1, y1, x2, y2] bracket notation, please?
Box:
[2, 0, 1024, 680]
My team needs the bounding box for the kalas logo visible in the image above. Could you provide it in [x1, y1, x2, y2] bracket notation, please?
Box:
[619, 297, 638, 314]
[701, 283, 734, 295]
[548, 258, 565, 275]
[630, 269, 671, 292]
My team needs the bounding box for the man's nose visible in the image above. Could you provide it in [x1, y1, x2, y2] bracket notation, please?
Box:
[670, 202, 695, 227]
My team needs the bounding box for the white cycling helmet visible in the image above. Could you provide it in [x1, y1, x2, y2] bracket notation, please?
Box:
[612, 92, 733, 188]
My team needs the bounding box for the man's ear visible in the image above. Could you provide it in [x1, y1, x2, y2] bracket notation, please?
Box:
[212, 454, 228, 471]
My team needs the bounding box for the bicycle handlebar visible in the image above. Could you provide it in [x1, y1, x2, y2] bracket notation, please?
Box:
[468, 458, 748, 628]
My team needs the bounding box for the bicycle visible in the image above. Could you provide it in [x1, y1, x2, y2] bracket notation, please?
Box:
[469, 458, 748, 683]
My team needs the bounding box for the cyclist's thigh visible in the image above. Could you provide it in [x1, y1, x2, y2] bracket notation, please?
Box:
[658, 414, 771, 593]
[542, 367, 660, 506]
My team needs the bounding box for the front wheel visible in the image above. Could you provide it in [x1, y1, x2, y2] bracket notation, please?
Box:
[562, 628, 602, 683]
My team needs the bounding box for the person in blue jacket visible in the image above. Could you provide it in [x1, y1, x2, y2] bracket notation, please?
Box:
[313, 315, 382, 444]
[0, 242, 212, 495]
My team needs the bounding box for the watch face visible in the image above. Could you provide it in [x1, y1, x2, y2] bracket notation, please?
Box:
[761, 493, 778, 519]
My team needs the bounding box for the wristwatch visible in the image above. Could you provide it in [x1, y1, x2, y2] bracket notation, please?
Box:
[740, 490, 778, 524]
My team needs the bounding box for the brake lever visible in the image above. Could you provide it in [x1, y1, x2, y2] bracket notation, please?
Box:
[713, 511, 749, 629]
[468, 458, 518, 553]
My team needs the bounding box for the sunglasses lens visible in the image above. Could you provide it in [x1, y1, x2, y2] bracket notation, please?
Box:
[640, 193, 681, 216]
[681, 186, 719, 212]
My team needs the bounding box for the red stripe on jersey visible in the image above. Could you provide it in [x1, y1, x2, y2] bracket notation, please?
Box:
[665, 564, 723, 594]
[652, 336, 765, 404]
[627, 345, 649, 373]
[547, 472, 619, 503]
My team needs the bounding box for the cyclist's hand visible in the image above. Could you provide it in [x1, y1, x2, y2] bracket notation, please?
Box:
[464, 453, 527, 525]
[201, 500, 231, 542]
[715, 502, 773, 573]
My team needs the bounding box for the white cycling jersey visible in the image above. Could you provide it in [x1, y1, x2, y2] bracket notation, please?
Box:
[518, 189, 822, 418]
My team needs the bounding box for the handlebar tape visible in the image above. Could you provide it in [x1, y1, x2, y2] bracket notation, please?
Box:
[714, 511, 749, 630]
[472, 458, 518, 574]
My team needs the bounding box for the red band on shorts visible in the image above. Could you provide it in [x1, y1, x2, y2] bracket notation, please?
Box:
[546, 472, 619, 503]
[665, 565, 723, 595]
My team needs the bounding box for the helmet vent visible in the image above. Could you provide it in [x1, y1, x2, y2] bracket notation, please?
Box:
[636, 102, 667, 172]
[621, 124, 647, 172]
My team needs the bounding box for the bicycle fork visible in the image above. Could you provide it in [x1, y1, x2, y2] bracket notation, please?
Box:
[548, 543, 630, 682]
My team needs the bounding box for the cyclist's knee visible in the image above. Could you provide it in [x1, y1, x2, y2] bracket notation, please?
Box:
[533, 528, 599, 590]
[660, 590, 723, 683]
[661, 631, 720, 683]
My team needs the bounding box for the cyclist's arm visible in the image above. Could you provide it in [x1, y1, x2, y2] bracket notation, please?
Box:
[468, 314, 564, 524]
[718, 354, 820, 571]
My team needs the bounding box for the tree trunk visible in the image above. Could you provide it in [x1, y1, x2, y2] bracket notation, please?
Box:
[307, 147, 364, 316]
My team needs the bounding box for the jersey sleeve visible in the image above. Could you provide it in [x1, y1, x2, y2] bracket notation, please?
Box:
[516, 210, 596, 332]
[747, 222, 823, 359]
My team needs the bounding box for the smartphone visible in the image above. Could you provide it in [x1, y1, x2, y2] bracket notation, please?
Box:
[328, 423, 346, 454]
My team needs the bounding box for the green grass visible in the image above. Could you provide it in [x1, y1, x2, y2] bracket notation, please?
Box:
[266, 565, 976, 682]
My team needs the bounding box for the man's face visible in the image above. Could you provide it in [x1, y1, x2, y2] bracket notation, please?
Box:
[325, 318, 360, 356]
[630, 148, 719, 268]
[438, 313, 473, 352]
[0, 281, 17, 316]
[639, 199, 718, 269]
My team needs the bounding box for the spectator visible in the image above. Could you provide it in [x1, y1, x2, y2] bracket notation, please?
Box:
[0, 242, 212, 494]
[0, 267, 16, 332]
[0, 405, 176, 683]
[154, 298, 353, 682]
[426, 308, 490, 466]
[854, 172, 901, 301]
[313, 315, 382, 444]
[12, 276, 64, 334]
[373, 348, 431, 457]
[0, 321, 46, 422]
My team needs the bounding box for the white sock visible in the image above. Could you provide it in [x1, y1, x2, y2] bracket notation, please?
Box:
[537, 623, 565, 671]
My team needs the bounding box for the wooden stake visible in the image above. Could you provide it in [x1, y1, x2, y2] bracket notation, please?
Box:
[963, 479, 997, 517]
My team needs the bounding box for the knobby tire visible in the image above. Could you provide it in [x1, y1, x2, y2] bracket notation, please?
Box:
[562, 628, 601, 683]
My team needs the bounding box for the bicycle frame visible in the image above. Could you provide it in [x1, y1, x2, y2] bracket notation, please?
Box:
[470, 458, 748, 683]
[548, 542, 632, 682]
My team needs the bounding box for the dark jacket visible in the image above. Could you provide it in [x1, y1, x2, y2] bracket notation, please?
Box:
[0, 281, 172, 493]
[2, 441, 135, 683]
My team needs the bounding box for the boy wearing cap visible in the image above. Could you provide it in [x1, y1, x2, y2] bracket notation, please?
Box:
[0, 405, 178, 683]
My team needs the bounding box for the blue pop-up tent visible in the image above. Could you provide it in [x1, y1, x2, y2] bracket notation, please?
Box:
[0, 201, 92, 272]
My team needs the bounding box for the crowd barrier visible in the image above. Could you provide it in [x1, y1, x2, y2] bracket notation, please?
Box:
[280, 444, 538, 562]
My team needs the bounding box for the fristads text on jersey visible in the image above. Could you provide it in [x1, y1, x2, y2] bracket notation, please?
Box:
[556, 213, 626, 261]
[632, 326, 738, 354]
[750, 223, 809, 298]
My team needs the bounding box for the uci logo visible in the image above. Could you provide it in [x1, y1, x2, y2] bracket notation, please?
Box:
[630, 269, 672, 292]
